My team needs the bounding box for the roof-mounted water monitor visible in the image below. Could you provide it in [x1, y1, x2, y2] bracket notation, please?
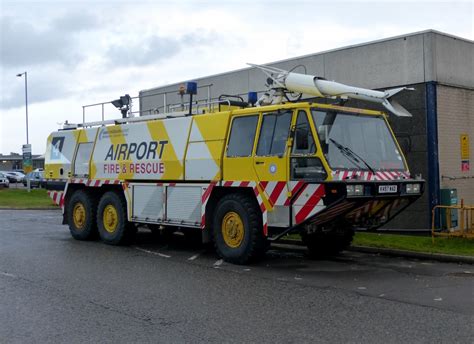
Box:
[249, 63, 413, 117]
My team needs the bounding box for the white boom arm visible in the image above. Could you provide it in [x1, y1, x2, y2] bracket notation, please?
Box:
[249, 63, 413, 117]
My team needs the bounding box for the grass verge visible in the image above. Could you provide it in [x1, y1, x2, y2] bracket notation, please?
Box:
[353, 232, 474, 257]
[285, 232, 474, 257]
[0, 188, 57, 209]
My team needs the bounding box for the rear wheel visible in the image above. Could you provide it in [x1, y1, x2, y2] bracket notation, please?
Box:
[97, 191, 136, 245]
[66, 189, 98, 240]
[213, 193, 267, 264]
[301, 225, 354, 257]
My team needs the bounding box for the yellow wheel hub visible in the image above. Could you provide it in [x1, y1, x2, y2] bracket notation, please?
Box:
[103, 204, 119, 233]
[221, 211, 245, 248]
[73, 203, 86, 230]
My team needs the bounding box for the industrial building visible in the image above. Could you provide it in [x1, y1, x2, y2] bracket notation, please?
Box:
[139, 30, 473, 229]
[0, 153, 44, 171]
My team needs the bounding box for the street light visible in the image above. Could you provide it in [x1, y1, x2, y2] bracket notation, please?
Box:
[16, 71, 29, 144]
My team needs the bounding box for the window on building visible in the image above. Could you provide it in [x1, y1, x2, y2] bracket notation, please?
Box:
[227, 115, 259, 157]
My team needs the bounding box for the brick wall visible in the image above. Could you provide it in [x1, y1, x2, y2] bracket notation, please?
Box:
[437, 85, 474, 205]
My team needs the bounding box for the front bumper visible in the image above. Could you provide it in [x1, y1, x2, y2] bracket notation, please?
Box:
[307, 180, 425, 230]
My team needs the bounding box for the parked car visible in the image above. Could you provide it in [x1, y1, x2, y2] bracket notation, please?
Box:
[0, 172, 10, 188]
[23, 171, 46, 188]
[13, 169, 25, 175]
[0, 171, 15, 183]
[4, 171, 24, 183]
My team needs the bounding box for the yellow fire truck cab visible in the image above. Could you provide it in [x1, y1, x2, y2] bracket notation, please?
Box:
[45, 65, 424, 264]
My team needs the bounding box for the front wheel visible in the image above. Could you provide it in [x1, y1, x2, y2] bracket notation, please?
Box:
[97, 191, 136, 245]
[213, 193, 267, 264]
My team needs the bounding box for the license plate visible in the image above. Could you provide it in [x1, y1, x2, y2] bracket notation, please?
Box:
[378, 185, 397, 193]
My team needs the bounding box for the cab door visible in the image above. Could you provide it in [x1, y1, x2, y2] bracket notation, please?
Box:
[223, 114, 260, 182]
[253, 110, 293, 183]
[252, 109, 293, 227]
[290, 109, 329, 225]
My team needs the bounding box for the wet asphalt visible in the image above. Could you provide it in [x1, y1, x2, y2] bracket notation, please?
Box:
[0, 209, 473, 343]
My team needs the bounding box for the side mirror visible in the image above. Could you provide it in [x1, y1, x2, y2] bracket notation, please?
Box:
[295, 128, 309, 150]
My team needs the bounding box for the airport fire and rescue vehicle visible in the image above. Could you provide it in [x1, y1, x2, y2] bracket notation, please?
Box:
[45, 64, 424, 264]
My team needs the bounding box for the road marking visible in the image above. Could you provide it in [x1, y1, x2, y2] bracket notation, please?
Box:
[0, 271, 16, 278]
[188, 253, 201, 261]
[134, 247, 171, 258]
[434, 297, 443, 302]
[213, 259, 223, 267]
[357, 287, 367, 290]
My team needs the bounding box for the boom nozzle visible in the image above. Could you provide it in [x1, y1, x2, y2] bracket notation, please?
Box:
[249, 63, 413, 117]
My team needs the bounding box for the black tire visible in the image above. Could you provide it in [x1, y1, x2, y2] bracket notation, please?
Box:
[212, 193, 267, 264]
[301, 226, 354, 258]
[97, 191, 136, 245]
[66, 189, 98, 240]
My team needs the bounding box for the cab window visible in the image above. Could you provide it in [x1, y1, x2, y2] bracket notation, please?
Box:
[256, 110, 292, 156]
[292, 110, 316, 155]
[227, 115, 259, 157]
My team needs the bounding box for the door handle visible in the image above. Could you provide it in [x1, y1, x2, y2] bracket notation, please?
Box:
[255, 161, 264, 165]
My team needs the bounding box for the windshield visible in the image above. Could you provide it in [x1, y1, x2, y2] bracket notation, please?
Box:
[311, 109, 406, 171]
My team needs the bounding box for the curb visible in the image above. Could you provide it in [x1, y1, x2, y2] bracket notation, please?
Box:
[277, 239, 474, 264]
[348, 245, 474, 264]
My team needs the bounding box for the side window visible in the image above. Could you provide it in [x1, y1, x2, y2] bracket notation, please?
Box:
[74, 142, 94, 176]
[227, 115, 259, 157]
[292, 110, 316, 155]
[291, 157, 327, 181]
[256, 111, 292, 156]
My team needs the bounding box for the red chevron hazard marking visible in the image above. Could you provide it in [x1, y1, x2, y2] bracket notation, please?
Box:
[201, 182, 216, 203]
[295, 185, 325, 224]
[269, 182, 286, 205]
[284, 181, 305, 206]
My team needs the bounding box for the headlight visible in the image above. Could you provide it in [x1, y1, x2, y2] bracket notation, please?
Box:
[406, 183, 421, 194]
[347, 184, 364, 196]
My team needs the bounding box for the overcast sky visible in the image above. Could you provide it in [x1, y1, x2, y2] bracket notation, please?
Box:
[1, 0, 472, 155]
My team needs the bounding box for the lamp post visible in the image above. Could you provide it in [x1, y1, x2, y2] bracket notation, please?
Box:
[17, 71, 32, 182]
[16, 71, 29, 144]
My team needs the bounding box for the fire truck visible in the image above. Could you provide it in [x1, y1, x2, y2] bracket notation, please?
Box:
[45, 64, 424, 264]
